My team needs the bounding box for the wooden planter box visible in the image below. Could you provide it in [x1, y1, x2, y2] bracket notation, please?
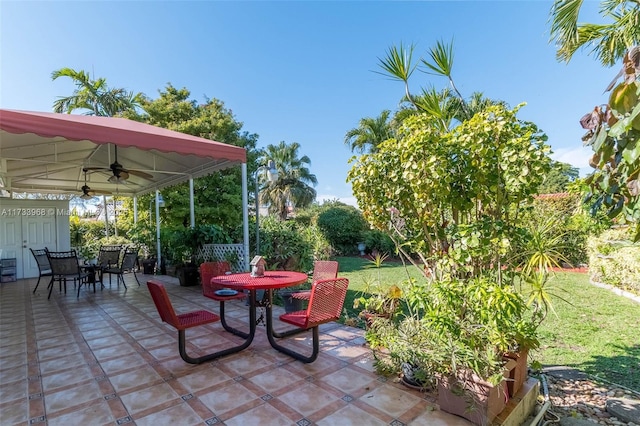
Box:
[503, 348, 529, 397]
[438, 361, 515, 425]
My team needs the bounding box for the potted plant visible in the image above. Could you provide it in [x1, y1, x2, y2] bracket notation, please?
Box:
[277, 283, 311, 313]
[128, 221, 156, 274]
[77, 242, 99, 265]
[166, 226, 203, 286]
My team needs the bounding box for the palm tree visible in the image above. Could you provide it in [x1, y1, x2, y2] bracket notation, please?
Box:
[260, 141, 317, 220]
[51, 67, 142, 116]
[549, 0, 640, 66]
[344, 110, 395, 153]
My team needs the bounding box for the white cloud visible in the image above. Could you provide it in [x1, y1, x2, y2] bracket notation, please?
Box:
[551, 146, 593, 177]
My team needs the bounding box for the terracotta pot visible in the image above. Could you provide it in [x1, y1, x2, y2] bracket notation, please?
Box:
[503, 347, 529, 397]
[437, 372, 509, 426]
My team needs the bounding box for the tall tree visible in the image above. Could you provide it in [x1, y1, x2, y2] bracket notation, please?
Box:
[122, 84, 259, 234]
[260, 141, 317, 220]
[549, 0, 639, 66]
[51, 67, 142, 116]
[344, 110, 394, 153]
[538, 160, 580, 193]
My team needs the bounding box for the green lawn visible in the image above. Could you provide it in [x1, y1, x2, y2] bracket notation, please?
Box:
[333, 257, 640, 391]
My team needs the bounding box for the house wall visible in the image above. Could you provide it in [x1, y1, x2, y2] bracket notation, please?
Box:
[0, 198, 71, 278]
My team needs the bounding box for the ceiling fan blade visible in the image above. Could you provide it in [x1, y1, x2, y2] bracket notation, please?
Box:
[91, 189, 112, 195]
[84, 167, 110, 172]
[126, 169, 154, 180]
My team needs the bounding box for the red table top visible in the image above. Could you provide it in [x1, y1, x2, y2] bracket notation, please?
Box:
[210, 271, 308, 291]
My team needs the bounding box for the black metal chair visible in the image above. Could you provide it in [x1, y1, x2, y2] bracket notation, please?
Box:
[30, 248, 52, 294]
[45, 249, 89, 299]
[103, 247, 140, 289]
[97, 245, 122, 285]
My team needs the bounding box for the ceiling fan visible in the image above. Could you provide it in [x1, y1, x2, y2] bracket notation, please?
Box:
[80, 169, 112, 200]
[84, 145, 154, 183]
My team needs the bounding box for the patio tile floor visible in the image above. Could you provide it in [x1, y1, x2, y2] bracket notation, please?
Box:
[0, 274, 471, 425]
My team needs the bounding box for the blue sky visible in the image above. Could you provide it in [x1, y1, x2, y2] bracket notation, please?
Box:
[1, 1, 614, 206]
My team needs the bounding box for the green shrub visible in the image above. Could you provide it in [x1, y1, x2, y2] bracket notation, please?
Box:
[516, 194, 608, 267]
[299, 224, 333, 262]
[164, 224, 231, 264]
[363, 229, 396, 255]
[317, 205, 369, 255]
[259, 216, 315, 271]
[587, 227, 640, 295]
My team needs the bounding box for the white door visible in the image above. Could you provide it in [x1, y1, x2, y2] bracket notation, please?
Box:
[0, 216, 23, 277]
[22, 215, 57, 278]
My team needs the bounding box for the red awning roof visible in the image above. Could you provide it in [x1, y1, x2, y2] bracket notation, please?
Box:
[0, 109, 247, 196]
[0, 109, 245, 162]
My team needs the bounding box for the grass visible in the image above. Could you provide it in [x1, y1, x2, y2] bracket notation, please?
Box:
[333, 257, 640, 391]
[333, 256, 424, 320]
[534, 272, 640, 391]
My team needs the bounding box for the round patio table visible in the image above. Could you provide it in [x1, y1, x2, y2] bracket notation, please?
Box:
[210, 271, 308, 292]
[210, 271, 309, 359]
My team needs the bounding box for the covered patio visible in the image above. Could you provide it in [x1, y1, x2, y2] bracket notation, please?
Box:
[0, 109, 250, 278]
[0, 274, 468, 425]
[0, 109, 471, 425]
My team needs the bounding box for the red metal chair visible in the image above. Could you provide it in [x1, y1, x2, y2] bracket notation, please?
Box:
[200, 261, 248, 338]
[147, 280, 220, 364]
[269, 277, 349, 363]
[290, 260, 339, 301]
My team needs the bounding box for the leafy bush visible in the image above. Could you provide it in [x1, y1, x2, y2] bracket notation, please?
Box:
[587, 227, 640, 295]
[164, 224, 231, 264]
[70, 218, 115, 259]
[299, 224, 333, 261]
[317, 205, 369, 255]
[259, 216, 315, 271]
[515, 193, 609, 267]
[363, 230, 395, 255]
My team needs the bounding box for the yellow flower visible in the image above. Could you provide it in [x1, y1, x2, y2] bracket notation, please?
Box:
[387, 285, 402, 299]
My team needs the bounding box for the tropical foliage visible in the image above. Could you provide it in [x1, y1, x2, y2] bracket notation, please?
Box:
[550, 1, 640, 238]
[349, 103, 551, 280]
[538, 161, 580, 194]
[122, 84, 260, 233]
[316, 204, 369, 255]
[576, 48, 640, 237]
[257, 216, 327, 272]
[344, 110, 395, 154]
[347, 41, 559, 394]
[549, 0, 639, 66]
[51, 67, 143, 116]
[259, 141, 317, 220]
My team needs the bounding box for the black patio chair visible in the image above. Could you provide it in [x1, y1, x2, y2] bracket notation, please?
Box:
[103, 247, 140, 289]
[30, 248, 52, 294]
[97, 245, 122, 285]
[45, 249, 89, 299]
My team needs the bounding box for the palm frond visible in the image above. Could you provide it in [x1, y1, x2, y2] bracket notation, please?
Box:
[550, 0, 584, 63]
[375, 43, 416, 83]
[421, 39, 454, 77]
